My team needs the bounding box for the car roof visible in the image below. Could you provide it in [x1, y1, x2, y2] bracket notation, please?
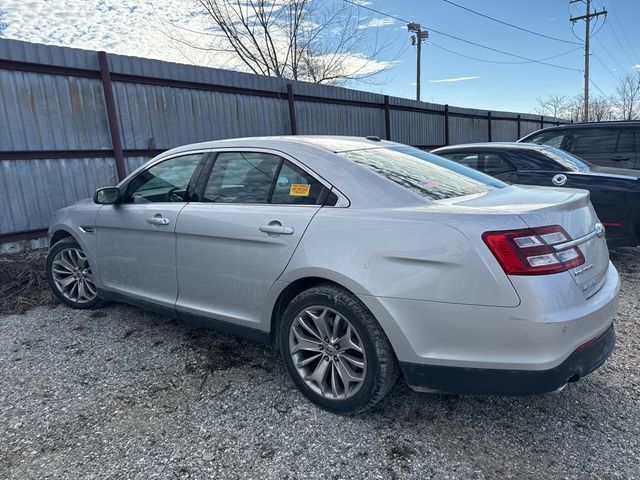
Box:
[433, 142, 548, 153]
[160, 135, 401, 157]
[526, 121, 640, 132]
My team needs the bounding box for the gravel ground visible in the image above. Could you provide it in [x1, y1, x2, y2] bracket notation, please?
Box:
[1, 250, 639, 480]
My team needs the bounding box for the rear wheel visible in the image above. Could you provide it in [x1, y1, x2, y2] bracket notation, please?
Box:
[279, 284, 399, 414]
[46, 238, 106, 309]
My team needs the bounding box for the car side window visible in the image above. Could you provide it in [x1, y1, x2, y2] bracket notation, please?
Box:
[617, 129, 635, 153]
[438, 153, 513, 175]
[271, 161, 323, 205]
[203, 152, 325, 205]
[526, 130, 567, 148]
[203, 152, 281, 203]
[125, 154, 202, 203]
[482, 153, 514, 175]
[569, 128, 619, 154]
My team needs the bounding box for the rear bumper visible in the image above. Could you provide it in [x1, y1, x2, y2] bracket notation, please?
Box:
[401, 324, 615, 395]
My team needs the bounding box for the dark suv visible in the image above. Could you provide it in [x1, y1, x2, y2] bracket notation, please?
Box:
[519, 121, 640, 170]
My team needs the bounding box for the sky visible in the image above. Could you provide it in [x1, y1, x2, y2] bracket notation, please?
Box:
[0, 0, 639, 114]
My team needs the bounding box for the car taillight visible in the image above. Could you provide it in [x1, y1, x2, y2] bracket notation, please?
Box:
[482, 225, 585, 275]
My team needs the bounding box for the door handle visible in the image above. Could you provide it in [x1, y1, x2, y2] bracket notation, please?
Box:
[259, 221, 294, 236]
[147, 215, 170, 226]
[611, 156, 630, 161]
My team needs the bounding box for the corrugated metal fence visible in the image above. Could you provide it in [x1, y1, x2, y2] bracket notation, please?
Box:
[0, 38, 566, 245]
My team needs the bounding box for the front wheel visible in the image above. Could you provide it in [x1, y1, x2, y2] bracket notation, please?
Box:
[279, 284, 399, 414]
[46, 237, 106, 309]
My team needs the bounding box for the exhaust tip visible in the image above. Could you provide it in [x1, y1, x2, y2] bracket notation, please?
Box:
[549, 383, 568, 395]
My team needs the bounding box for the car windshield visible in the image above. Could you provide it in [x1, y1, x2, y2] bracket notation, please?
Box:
[542, 147, 590, 173]
[340, 146, 507, 201]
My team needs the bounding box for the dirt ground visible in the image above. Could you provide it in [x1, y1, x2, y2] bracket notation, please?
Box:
[0, 248, 638, 479]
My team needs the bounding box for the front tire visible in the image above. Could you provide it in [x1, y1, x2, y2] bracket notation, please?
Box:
[279, 284, 399, 414]
[46, 237, 106, 309]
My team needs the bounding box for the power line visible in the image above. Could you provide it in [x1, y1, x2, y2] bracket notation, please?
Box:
[343, 0, 582, 72]
[592, 53, 620, 82]
[430, 42, 582, 65]
[594, 0, 638, 63]
[439, 0, 581, 45]
[589, 78, 607, 97]
[594, 36, 626, 72]
[605, 21, 636, 66]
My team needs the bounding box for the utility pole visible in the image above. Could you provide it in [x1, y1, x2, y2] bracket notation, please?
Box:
[407, 23, 429, 101]
[570, 0, 607, 122]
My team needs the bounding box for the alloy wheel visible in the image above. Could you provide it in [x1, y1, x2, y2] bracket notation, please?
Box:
[289, 306, 367, 400]
[51, 247, 97, 304]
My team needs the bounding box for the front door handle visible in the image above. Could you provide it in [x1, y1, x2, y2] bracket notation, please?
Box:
[259, 221, 294, 236]
[147, 215, 170, 226]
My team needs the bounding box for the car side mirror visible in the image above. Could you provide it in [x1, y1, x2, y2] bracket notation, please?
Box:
[94, 187, 121, 204]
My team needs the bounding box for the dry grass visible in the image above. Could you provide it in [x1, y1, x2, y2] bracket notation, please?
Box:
[0, 249, 56, 315]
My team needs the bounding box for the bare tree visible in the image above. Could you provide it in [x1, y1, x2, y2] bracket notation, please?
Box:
[192, 0, 397, 85]
[589, 95, 615, 122]
[615, 72, 640, 120]
[535, 94, 570, 119]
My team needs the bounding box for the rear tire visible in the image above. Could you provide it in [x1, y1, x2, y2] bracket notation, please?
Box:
[279, 283, 399, 414]
[46, 237, 107, 309]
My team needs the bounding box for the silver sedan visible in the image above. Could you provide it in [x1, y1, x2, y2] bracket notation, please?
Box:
[47, 136, 619, 414]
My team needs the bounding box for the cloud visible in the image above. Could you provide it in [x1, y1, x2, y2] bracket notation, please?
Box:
[429, 76, 480, 83]
[633, 64, 640, 69]
[358, 17, 396, 29]
[0, 0, 391, 81]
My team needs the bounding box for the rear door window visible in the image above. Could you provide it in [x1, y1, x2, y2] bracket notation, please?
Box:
[202, 151, 325, 205]
[203, 152, 281, 204]
[437, 152, 514, 175]
[617, 129, 635, 153]
[569, 128, 619, 154]
[271, 161, 324, 205]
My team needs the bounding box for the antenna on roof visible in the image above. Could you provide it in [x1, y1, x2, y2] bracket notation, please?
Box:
[365, 136, 381, 142]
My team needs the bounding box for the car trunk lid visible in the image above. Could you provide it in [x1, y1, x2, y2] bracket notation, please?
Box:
[442, 185, 610, 297]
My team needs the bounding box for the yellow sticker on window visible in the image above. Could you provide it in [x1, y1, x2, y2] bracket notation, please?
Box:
[289, 184, 311, 197]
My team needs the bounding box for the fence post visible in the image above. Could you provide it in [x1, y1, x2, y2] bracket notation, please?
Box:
[287, 84, 298, 135]
[97, 51, 126, 181]
[384, 95, 391, 140]
[487, 111, 492, 142]
[517, 114, 521, 139]
[540, 115, 544, 129]
[444, 104, 450, 146]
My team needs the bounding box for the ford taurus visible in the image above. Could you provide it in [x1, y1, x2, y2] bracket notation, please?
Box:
[46, 136, 620, 414]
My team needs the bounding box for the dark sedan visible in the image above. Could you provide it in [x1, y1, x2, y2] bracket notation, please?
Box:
[432, 142, 640, 247]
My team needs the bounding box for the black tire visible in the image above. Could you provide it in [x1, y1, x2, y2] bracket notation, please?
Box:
[46, 237, 107, 309]
[279, 283, 399, 414]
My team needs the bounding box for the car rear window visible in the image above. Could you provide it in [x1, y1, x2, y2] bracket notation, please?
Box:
[340, 146, 506, 201]
[542, 147, 590, 172]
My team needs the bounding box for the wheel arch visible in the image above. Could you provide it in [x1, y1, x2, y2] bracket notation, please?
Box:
[50, 228, 75, 247]
[268, 270, 386, 351]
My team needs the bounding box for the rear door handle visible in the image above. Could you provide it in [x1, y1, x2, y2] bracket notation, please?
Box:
[611, 156, 630, 161]
[259, 221, 294, 235]
[147, 215, 170, 226]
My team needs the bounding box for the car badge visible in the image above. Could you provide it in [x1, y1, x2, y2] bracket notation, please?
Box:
[552, 174, 567, 186]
